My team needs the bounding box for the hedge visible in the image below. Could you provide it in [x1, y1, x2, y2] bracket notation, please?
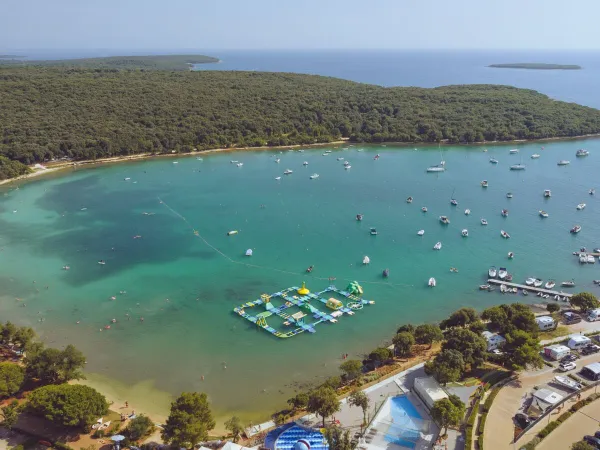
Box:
[477, 434, 484, 450]
[483, 387, 501, 412]
[478, 413, 487, 435]
[537, 421, 560, 439]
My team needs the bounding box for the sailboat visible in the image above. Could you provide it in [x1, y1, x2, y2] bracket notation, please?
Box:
[450, 188, 458, 206]
[426, 144, 446, 172]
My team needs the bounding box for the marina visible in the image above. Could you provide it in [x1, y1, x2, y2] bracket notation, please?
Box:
[487, 279, 573, 298]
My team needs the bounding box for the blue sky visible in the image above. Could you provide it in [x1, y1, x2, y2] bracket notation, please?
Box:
[3, 0, 599, 50]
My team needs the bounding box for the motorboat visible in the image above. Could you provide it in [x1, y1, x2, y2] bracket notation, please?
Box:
[356, 214, 363, 221]
[531, 154, 541, 159]
[579, 253, 588, 264]
[522, 289, 529, 296]
[275, 176, 281, 180]
[343, 160, 350, 166]
[124, 177, 131, 181]
[570, 225, 582, 234]
[421, 206, 428, 212]
[383, 268, 389, 278]
[481, 218, 488, 225]
[553, 375, 582, 391]
[374, 154, 380, 160]
[510, 149, 519, 154]
[481, 180, 488, 187]
[576, 149, 589, 157]
[230, 160, 238, 164]
[510, 164, 526, 170]
[488, 266, 497, 278]
[309, 173, 319, 179]
[557, 160, 570, 166]
[508, 252, 514, 259]
[245, 249, 253, 256]
[370, 228, 378, 236]
[426, 165, 445, 173]
[500, 284, 508, 293]
[236, 163, 244, 167]
[489, 158, 499, 164]
[227, 230, 238, 236]
[406, 196, 413, 203]
[501, 209, 509, 217]
[337, 157, 344, 161]
[506, 192, 513, 199]
[500, 230, 510, 238]
[461, 229, 468, 237]
[588, 255, 596, 264]
[196, 157, 203, 160]
[479, 285, 491, 290]
[363, 256, 371, 265]
[539, 210, 549, 218]
[344, 165, 351, 170]
[303, 161, 308, 165]
[417, 229, 425, 236]
[505, 273, 513, 281]
[525, 277, 535, 286]
[433, 242, 442, 250]
[544, 189, 552, 197]
[306, 265, 314, 273]
[325, 150, 332, 154]
[590, 189, 595, 195]
[284, 169, 293, 175]
[498, 267, 508, 279]
[577, 203, 586, 210]
[63, 265, 70, 270]
[561, 279, 575, 287]
[534, 279, 543, 288]
[428, 277, 436, 287]
[594, 280, 600, 285]
[275, 158, 280, 163]
[450, 199, 458, 206]
[545, 280, 556, 289]
[98, 260, 106, 265]
[465, 209, 471, 215]
[439, 216, 450, 224]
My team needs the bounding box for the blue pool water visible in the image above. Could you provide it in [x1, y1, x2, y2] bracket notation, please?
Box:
[265, 424, 329, 450]
[385, 396, 424, 449]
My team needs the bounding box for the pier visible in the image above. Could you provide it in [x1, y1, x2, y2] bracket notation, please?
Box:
[487, 279, 573, 299]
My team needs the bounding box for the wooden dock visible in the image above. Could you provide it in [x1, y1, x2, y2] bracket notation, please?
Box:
[487, 279, 573, 298]
[574, 252, 600, 257]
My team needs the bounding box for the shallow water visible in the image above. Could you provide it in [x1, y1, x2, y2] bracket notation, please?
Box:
[1, 139, 600, 421]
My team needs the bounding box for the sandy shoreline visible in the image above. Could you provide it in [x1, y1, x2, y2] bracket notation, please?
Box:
[2, 132, 600, 187]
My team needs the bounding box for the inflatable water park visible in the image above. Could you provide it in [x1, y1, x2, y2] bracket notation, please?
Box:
[233, 281, 374, 338]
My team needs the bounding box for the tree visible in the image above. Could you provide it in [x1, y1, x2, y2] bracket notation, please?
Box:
[339, 360, 363, 380]
[324, 376, 342, 389]
[430, 395, 465, 434]
[307, 387, 340, 427]
[224, 416, 243, 442]
[440, 308, 478, 329]
[0, 322, 17, 345]
[324, 427, 357, 450]
[546, 303, 561, 313]
[570, 292, 599, 311]
[393, 332, 415, 357]
[424, 350, 465, 385]
[368, 347, 392, 365]
[26, 384, 108, 429]
[161, 392, 215, 448]
[13, 326, 36, 351]
[572, 441, 595, 450]
[0, 400, 21, 430]
[468, 320, 486, 335]
[396, 324, 415, 334]
[348, 390, 370, 425]
[25, 344, 86, 384]
[502, 330, 543, 370]
[287, 392, 309, 410]
[442, 328, 487, 369]
[0, 363, 25, 398]
[126, 415, 154, 441]
[414, 324, 443, 348]
[483, 304, 538, 334]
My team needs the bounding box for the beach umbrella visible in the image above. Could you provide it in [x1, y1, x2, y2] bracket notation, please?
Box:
[111, 435, 126, 442]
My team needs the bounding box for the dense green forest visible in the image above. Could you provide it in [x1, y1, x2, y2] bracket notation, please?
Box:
[0, 54, 219, 71]
[0, 156, 31, 181]
[489, 63, 581, 70]
[1, 67, 600, 167]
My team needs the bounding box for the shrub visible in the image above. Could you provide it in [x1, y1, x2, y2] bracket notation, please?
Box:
[478, 413, 487, 435]
[537, 420, 559, 438]
[482, 388, 501, 412]
[92, 430, 105, 439]
[477, 434, 484, 450]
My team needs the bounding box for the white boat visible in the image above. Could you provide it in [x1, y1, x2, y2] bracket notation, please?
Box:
[570, 225, 582, 234]
[236, 163, 243, 167]
[345, 165, 351, 170]
[230, 160, 238, 164]
[576, 149, 589, 157]
[461, 229, 468, 237]
[464, 209, 471, 215]
[588, 255, 596, 264]
[406, 196, 413, 203]
[337, 157, 344, 161]
[508, 251, 514, 259]
[227, 230, 238, 236]
[544, 189, 552, 197]
[196, 157, 203, 161]
[428, 277, 436, 287]
[433, 242, 442, 250]
[579, 253, 588, 264]
[303, 161, 308, 166]
[509, 149, 519, 154]
[489, 158, 499, 164]
[275, 158, 280, 163]
[501, 230, 510, 239]
[370, 227, 378, 236]
[363, 256, 371, 265]
[561, 279, 575, 287]
[275, 176, 281, 180]
[426, 165, 445, 173]
[173, 161, 179, 164]
[539, 210, 549, 218]
[439, 216, 450, 224]
[63, 265, 70, 270]
[284, 169, 293, 175]
[498, 268, 508, 280]
[534, 279, 543, 288]
[488, 266, 497, 278]
[577, 203, 586, 210]
[510, 164, 526, 170]
[481, 180, 488, 187]
[557, 160, 570, 166]
[545, 280, 556, 289]
[343, 161, 350, 166]
[531, 154, 541, 159]
[417, 229, 425, 236]
[506, 193, 513, 199]
[98, 260, 106, 265]
[553, 375, 582, 391]
[325, 150, 332, 153]
[421, 207, 428, 212]
[481, 218, 488, 225]
[245, 249, 253, 256]
[310, 174, 319, 179]
[501, 209, 509, 217]
[590, 189, 595, 195]
[525, 277, 535, 286]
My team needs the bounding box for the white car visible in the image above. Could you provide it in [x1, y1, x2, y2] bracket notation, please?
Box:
[558, 362, 577, 372]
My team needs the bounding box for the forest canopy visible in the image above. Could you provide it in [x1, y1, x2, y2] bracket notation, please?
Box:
[1, 67, 600, 167]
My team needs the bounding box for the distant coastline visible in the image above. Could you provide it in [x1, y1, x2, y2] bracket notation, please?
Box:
[489, 63, 582, 70]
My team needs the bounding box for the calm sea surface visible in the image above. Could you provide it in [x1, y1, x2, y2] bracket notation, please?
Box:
[2, 49, 600, 423]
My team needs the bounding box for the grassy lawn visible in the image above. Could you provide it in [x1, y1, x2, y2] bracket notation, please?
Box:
[539, 325, 571, 341]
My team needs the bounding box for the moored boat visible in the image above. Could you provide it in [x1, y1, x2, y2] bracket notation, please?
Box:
[383, 268, 389, 278]
[506, 192, 513, 199]
[557, 160, 570, 166]
[570, 225, 582, 234]
[426, 165, 445, 173]
[545, 280, 556, 289]
[356, 213, 363, 221]
[465, 209, 471, 215]
[417, 229, 425, 236]
[510, 164, 526, 170]
[561, 279, 575, 287]
[303, 161, 308, 165]
[534, 278, 543, 288]
[227, 230, 238, 236]
[489, 157, 499, 164]
[531, 154, 540, 159]
[370, 227, 378, 236]
[590, 189, 595, 195]
[544, 189, 552, 197]
[508, 252, 514, 259]
[481, 218, 488, 225]
[363, 256, 370, 265]
[525, 277, 535, 286]
[481, 180, 488, 187]
[480, 284, 491, 290]
[501, 230, 510, 238]
[406, 196, 413, 203]
[433, 242, 442, 250]
[498, 267, 508, 280]
[428, 277, 436, 287]
[488, 266, 497, 278]
[284, 169, 293, 175]
[576, 149, 589, 157]
[245, 249, 253, 256]
[421, 206, 428, 212]
[577, 203, 586, 210]
[461, 229, 468, 237]
[439, 216, 450, 224]
[509, 148, 519, 154]
[501, 209, 509, 217]
[539, 210, 549, 218]
[309, 173, 319, 179]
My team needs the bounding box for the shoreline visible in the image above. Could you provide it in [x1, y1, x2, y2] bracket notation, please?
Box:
[2, 132, 600, 187]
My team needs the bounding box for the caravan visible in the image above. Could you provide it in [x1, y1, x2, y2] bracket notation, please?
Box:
[587, 308, 600, 322]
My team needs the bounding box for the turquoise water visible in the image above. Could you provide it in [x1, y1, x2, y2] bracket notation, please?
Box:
[1, 139, 600, 421]
[385, 396, 424, 448]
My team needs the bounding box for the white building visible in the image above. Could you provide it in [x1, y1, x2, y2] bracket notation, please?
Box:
[535, 316, 556, 331]
[413, 376, 448, 409]
[567, 335, 592, 350]
[482, 331, 507, 351]
[543, 344, 570, 361]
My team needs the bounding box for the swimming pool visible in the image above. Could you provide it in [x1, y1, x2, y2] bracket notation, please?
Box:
[383, 395, 425, 449]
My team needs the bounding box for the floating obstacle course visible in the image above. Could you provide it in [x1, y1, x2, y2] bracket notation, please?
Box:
[233, 281, 375, 338]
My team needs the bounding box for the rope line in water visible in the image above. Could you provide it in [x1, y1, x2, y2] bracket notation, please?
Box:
[157, 196, 414, 288]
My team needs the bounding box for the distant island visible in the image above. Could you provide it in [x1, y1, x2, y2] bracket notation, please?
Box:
[489, 63, 582, 70]
[0, 55, 20, 59]
[0, 54, 219, 71]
